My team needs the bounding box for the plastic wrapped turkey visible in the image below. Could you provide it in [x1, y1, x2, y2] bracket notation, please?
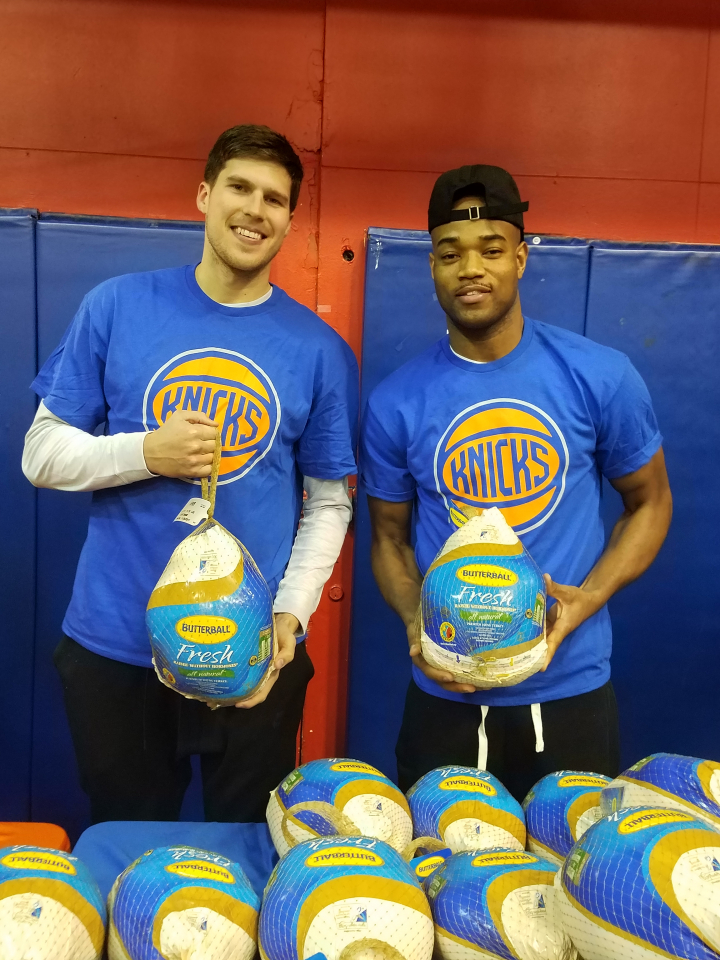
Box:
[0, 846, 105, 960]
[420, 507, 546, 688]
[146, 438, 276, 707]
[107, 845, 260, 960]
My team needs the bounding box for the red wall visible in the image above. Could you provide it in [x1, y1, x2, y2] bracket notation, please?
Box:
[2, 0, 719, 759]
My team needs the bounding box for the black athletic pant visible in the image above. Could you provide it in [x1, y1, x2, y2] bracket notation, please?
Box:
[396, 679, 620, 804]
[54, 636, 314, 824]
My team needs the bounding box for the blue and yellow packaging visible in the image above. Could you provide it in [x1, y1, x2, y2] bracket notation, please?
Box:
[420, 507, 546, 688]
[107, 844, 260, 960]
[427, 849, 572, 959]
[601, 753, 720, 832]
[258, 835, 434, 960]
[0, 845, 105, 959]
[146, 438, 276, 707]
[267, 758, 413, 858]
[407, 766, 526, 855]
[558, 806, 720, 959]
[523, 771, 612, 866]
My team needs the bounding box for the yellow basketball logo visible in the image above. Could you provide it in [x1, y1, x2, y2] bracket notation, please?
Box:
[434, 399, 569, 534]
[143, 348, 280, 484]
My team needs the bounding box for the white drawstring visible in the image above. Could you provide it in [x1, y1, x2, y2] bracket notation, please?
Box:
[478, 703, 544, 768]
[531, 703, 545, 753]
[477, 706, 490, 770]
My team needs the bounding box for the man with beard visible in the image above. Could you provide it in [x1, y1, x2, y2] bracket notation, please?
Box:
[361, 165, 672, 801]
[23, 125, 358, 822]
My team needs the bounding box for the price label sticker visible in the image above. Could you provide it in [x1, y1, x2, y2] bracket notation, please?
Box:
[174, 498, 211, 526]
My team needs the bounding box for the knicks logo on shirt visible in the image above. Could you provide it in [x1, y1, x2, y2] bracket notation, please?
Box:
[143, 348, 280, 484]
[434, 399, 569, 534]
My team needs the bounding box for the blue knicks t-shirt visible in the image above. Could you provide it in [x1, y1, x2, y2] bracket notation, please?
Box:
[33, 266, 358, 667]
[360, 318, 662, 705]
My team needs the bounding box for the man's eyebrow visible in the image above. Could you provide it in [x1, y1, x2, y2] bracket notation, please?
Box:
[224, 175, 289, 202]
[436, 232, 508, 247]
[265, 188, 290, 203]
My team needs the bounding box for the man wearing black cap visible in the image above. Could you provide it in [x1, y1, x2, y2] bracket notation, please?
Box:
[361, 164, 672, 801]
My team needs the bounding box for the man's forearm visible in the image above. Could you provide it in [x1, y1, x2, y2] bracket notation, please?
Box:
[581, 495, 672, 609]
[371, 538, 423, 627]
[273, 477, 352, 632]
[23, 401, 153, 491]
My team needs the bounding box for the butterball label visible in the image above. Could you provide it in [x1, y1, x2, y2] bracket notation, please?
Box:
[439, 776, 497, 796]
[414, 855, 448, 878]
[2, 852, 76, 875]
[618, 809, 697, 834]
[558, 775, 609, 789]
[165, 860, 235, 883]
[305, 847, 385, 868]
[330, 762, 382, 775]
[175, 615, 238, 643]
[456, 564, 518, 586]
[472, 852, 537, 867]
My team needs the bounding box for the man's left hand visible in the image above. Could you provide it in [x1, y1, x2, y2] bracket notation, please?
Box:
[542, 574, 602, 671]
[235, 612, 299, 709]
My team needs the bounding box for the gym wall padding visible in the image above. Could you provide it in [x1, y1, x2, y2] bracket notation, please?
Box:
[585, 242, 720, 764]
[0, 209, 37, 821]
[348, 229, 592, 779]
[32, 214, 204, 839]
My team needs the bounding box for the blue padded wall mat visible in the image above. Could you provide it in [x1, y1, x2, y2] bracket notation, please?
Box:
[348, 229, 591, 779]
[73, 821, 277, 903]
[33, 214, 204, 839]
[0, 209, 37, 820]
[586, 241, 720, 766]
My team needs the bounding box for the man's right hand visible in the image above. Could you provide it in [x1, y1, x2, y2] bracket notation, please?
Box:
[143, 410, 218, 479]
[406, 611, 478, 695]
[368, 496, 480, 695]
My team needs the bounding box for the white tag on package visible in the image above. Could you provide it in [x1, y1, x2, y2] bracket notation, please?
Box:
[173, 498, 211, 526]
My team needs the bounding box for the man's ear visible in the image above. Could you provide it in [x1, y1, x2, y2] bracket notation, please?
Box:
[283, 210, 295, 238]
[516, 240, 528, 279]
[429, 251, 435, 280]
[196, 181, 210, 215]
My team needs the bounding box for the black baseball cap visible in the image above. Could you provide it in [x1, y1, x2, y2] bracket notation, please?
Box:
[428, 164, 529, 235]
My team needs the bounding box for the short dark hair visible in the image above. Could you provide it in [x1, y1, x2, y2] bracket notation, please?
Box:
[204, 124, 304, 211]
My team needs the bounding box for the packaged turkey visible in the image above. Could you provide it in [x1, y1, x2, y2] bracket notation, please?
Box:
[420, 506, 546, 688]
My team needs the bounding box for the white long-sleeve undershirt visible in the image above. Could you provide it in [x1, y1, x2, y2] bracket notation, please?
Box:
[22, 401, 352, 632]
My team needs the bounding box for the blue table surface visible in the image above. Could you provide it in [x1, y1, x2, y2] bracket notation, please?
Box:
[72, 820, 279, 902]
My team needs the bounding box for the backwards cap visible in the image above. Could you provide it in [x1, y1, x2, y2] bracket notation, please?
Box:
[428, 164, 528, 234]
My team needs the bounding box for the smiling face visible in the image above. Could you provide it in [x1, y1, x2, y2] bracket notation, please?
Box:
[429, 197, 528, 334]
[196, 157, 294, 276]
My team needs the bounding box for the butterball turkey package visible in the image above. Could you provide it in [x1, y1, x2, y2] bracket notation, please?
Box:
[421, 506, 546, 687]
[108, 845, 260, 960]
[146, 440, 276, 707]
[0, 845, 106, 960]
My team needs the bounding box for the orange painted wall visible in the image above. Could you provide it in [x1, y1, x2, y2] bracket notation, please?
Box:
[2, 0, 719, 761]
